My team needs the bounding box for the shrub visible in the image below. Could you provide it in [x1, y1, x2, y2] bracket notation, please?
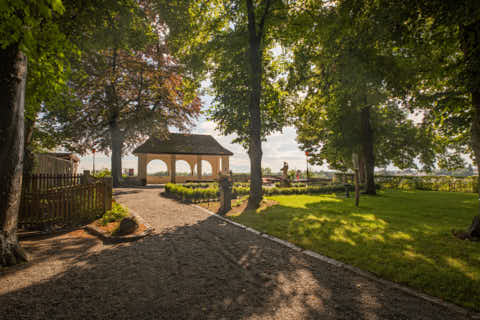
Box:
[398, 179, 416, 191]
[377, 175, 478, 193]
[100, 202, 128, 226]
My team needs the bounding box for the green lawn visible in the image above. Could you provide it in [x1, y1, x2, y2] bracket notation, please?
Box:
[230, 190, 480, 310]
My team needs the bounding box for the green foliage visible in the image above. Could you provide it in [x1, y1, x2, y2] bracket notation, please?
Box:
[41, 1, 201, 156]
[100, 201, 128, 226]
[155, 0, 290, 148]
[165, 182, 352, 203]
[377, 175, 478, 193]
[230, 190, 480, 310]
[165, 183, 219, 203]
[93, 169, 111, 178]
[286, 2, 440, 172]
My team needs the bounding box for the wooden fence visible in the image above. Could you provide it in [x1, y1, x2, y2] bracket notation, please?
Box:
[19, 173, 112, 228]
[23, 173, 82, 192]
[35, 154, 78, 175]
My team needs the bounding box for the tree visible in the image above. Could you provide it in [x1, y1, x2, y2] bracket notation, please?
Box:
[155, 0, 290, 208]
[296, 98, 436, 182]
[0, 0, 68, 266]
[261, 167, 273, 176]
[284, 1, 419, 194]
[42, 1, 201, 187]
[342, 0, 480, 235]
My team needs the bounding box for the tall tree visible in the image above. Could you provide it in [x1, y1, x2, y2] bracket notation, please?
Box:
[42, 2, 201, 187]
[296, 98, 437, 179]
[155, 0, 289, 208]
[0, 0, 67, 266]
[285, 1, 416, 194]
[346, 0, 480, 236]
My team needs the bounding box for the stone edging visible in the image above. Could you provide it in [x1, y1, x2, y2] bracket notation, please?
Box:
[84, 209, 154, 244]
[191, 204, 480, 319]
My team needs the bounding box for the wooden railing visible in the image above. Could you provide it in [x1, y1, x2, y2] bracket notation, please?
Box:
[23, 173, 82, 192]
[19, 173, 112, 228]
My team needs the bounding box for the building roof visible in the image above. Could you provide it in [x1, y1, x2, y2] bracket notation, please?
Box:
[133, 133, 233, 156]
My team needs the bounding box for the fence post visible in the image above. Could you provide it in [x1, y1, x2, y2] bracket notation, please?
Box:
[103, 176, 113, 212]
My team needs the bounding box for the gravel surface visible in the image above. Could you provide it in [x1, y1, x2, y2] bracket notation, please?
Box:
[0, 186, 476, 319]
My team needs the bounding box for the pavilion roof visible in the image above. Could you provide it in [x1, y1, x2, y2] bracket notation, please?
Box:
[133, 133, 233, 156]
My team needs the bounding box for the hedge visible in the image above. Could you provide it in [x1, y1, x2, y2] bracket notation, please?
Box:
[165, 183, 219, 203]
[164, 183, 353, 203]
[376, 175, 478, 193]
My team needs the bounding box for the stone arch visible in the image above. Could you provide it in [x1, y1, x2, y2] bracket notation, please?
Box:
[147, 159, 169, 177]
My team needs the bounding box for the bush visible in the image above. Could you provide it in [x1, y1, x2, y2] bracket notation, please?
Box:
[377, 175, 478, 193]
[93, 169, 111, 178]
[165, 183, 219, 203]
[100, 201, 128, 226]
[398, 178, 416, 191]
[166, 183, 359, 203]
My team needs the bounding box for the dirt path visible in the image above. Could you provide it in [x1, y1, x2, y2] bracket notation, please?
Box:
[0, 187, 476, 319]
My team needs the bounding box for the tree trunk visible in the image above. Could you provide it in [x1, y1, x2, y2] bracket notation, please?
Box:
[467, 90, 480, 239]
[0, 44, 29, 266]
[360, 106, 376, 195]
[246, 0, 266, 209]
[358, 153, 366, 184]
[110, 120, 123, 188]
[23, 117, 36, 177]
[459, 20, 480, 239]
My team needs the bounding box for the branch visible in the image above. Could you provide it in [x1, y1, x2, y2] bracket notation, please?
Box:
[258, 0, 273, 39]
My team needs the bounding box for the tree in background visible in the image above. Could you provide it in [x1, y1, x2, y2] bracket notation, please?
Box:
[42, 1, 201, 187]
[296, 98, 436, 183]
[155, 0, 290, 208]
[284, 1, 464, 194]
[343, 0, 479, 235]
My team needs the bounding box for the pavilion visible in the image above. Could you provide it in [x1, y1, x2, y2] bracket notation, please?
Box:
[133, 133, 233, 184]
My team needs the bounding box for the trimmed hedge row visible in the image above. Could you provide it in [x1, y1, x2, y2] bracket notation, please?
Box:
[164, 183, 353, 203]
[165, 183, 219, 203]
[376, 175, 478, 193]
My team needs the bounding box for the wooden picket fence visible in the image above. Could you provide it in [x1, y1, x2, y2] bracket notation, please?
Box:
[23, 173, 82, 192]
[19, 174, 111, 228]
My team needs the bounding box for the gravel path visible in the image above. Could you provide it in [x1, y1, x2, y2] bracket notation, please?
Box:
[0, 186, 476, 319]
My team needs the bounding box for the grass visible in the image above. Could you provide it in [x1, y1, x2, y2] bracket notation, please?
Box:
[229, 190, 480, 310]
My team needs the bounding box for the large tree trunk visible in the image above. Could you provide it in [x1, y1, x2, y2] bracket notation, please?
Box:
[246, 0, 267, 209]
[360, 106, 376, 195]
[457, 20, 480, 239]
[0, 44, 29, 266]
[110, 120, 123, 188]
[466, 90, 480, 239]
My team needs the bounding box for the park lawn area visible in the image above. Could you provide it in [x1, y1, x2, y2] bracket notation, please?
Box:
[229, 190, 480, 311]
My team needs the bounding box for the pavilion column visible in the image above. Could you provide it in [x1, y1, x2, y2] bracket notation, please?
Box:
[137, 154, 147, 184]
[170, 154, 176, 183]
[197, 155, 202, 180]
[221, 156, 229, 174]
[212, 157, 220, 179]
